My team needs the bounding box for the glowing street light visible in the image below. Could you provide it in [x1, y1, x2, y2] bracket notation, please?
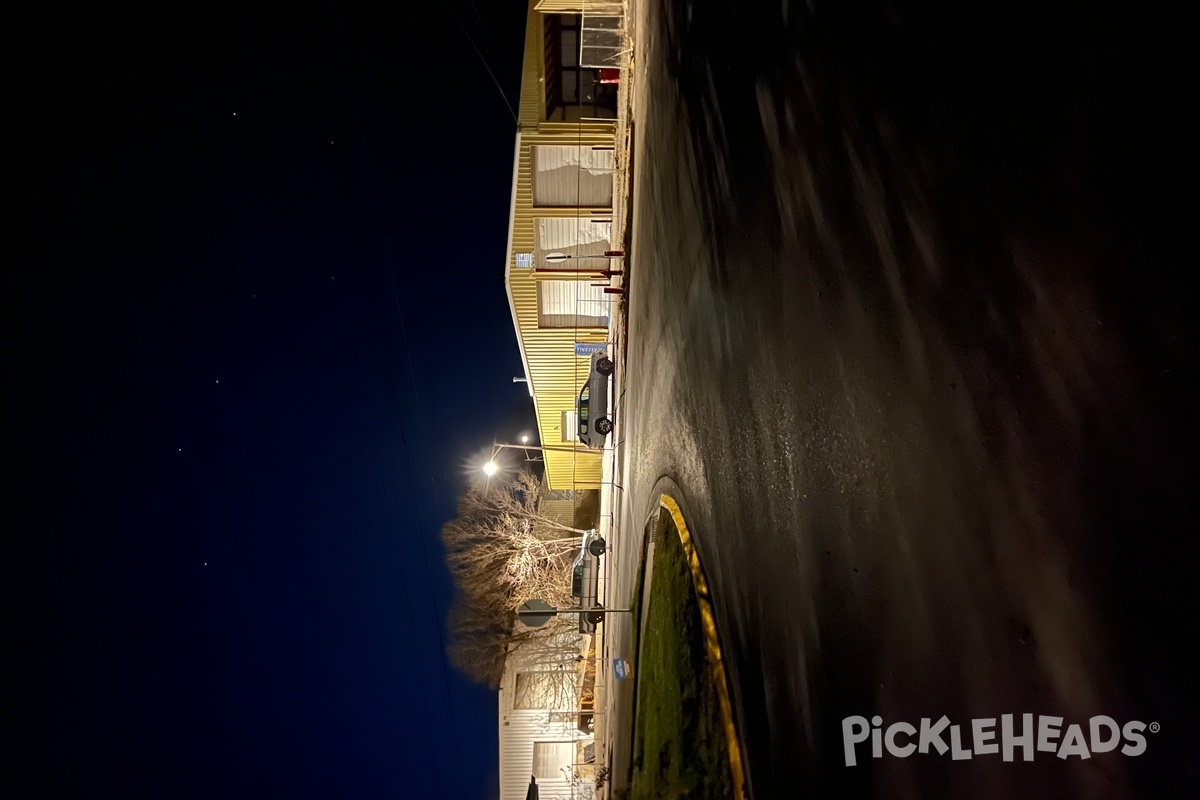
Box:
[479, 439, 584, 483]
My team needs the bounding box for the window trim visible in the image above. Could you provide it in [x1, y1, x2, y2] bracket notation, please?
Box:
[544, 14, 617, 120]
[532, 740, 576, 780]
[537, 279, 611, 329]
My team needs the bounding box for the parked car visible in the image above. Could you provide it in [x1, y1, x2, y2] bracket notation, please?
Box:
[571, 528, 608, 633]
[576, 350, 615, 449]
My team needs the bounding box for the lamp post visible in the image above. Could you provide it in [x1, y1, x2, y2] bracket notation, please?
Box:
[518, 599, 633, 626]
[484, 441, 585, 471]
[481, 440, 587, 484]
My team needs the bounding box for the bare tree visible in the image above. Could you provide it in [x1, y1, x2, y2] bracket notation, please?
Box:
[510, 616, 585, 667]
[448, 605, 584, 687]
[441, 471, 589, 685]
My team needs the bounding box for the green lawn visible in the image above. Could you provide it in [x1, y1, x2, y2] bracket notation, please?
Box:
[629, 511, 734, 800]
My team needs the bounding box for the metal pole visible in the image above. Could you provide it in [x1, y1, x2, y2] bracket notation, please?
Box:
[493, 441, 587, 454]
[560, 608, 633, 615]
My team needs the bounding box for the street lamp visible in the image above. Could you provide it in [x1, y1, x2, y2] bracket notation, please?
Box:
[479, 439, 589, 480]
[487, 441, 586, 460]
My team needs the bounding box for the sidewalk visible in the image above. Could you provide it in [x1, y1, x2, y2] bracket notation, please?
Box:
[593, 0, 642, 795]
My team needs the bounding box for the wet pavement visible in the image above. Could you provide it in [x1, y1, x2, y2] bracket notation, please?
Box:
[609, 1, 1197, 797]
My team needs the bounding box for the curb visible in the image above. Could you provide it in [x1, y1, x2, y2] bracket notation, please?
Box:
[657, 494, 749, 800]
[624, 494, 744, 800]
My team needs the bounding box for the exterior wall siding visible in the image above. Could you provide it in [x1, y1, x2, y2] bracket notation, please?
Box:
[535, 0, 623, 13]
[498, 635, 588, 800]
[508, 1, 617, 492]
[499, 6, 609, 798]
[539, 497, 577, 528]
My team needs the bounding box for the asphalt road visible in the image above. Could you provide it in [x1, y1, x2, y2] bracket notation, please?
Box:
[609, 1, 1197, 797]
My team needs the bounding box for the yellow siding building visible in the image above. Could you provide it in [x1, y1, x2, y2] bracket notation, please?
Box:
[504, 1, 621, 491]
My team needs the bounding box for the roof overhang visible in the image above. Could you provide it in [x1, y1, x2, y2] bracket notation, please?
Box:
[503, 130, 535, 399]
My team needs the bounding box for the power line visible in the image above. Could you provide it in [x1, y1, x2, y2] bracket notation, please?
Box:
[464, 0, 504, 64]
[443, 0, 519, 123]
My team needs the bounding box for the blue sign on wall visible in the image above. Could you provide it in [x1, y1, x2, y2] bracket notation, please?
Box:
[613, 659, 630, 680]
[574, 342, 608, 357]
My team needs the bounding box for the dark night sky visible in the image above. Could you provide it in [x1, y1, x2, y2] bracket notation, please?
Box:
[9, 1, 531, 796]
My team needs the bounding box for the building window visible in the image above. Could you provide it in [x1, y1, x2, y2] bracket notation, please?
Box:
[543, 15, 617, 120]
[532, 741, 575, 780]
[562, 27, 579, 68]
[531, 145, 614, 208]
[562, 410, 580, 442]
[535, 217, 612, 270]
[538, 279, 610, 329]
[561, 69, 579, 103]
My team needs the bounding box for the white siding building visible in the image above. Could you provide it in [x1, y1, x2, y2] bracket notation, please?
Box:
[498, 628, 596, 800]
